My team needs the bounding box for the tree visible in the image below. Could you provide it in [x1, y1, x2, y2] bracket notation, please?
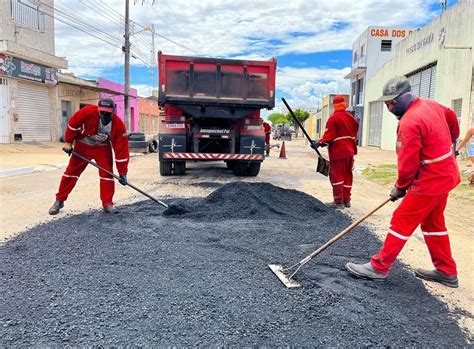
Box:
[285, 109, 310, 138]
[267, 112, 286, 126]
[274, 116, 289, 125]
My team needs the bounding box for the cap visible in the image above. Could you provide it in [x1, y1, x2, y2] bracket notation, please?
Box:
[332, 95, 347, 111]
[377, 76, 411, 101]
[98, 98, 115, 112]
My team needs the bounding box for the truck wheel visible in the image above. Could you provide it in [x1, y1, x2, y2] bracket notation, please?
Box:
[160, 161, 172, 176]
[149, 139, 158, 153]
[232, 161, 248, 176]
[173, 161, 186, 175]
[129, 132, 146, 141]
[247, 162, 261, 176]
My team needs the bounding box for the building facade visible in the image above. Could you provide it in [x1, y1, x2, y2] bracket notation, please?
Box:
[0, 0, 68, 143]
[137, 96, 160, 136]
[363, 0, 473, 151]
[98, 78, 138, 133]
[344, 26, 412, 144]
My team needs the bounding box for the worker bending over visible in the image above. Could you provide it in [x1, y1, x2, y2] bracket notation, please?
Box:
[346, 76, 460, 288]
[313, 95, 359, 209]
[49, 98, 129, 215]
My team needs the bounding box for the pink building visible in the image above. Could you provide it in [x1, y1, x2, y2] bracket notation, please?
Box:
[98, 78, 138, 132]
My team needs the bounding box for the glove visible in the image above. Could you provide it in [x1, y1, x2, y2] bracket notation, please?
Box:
[389, 186, 406, 202]
[310, 141, 318, 150]
[62, 142, 73, 156]
[119, 175, 127, 186]
[318, 141, 328, 148]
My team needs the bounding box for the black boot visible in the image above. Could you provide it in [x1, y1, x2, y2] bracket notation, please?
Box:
[48, 200, 64, 215]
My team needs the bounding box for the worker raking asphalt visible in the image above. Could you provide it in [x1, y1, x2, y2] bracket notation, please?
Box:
[0, 183, 469, 346]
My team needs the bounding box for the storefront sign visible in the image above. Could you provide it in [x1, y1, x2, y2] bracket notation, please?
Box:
[370, 28, 409, 38]
[0, 54, 58, 85]
[406, 33, 434, 54]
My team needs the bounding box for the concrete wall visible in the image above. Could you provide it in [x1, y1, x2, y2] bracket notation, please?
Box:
[137, 97, 160, 136]
[98, 78, 138, 132]
[363, 0, 473, 150]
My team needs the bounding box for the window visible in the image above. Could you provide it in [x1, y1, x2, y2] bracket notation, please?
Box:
[10, 0, 45, 32]
[406, 63, 437, 99]
[360, 44, 365, 57]
[381, 40, 392, 52]
[353, 51, 358, 63]
[357, 77, 364, 105]
[451, 99, 462, 127]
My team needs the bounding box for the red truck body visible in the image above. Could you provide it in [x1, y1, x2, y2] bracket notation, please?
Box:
[157, 52, 276, 176]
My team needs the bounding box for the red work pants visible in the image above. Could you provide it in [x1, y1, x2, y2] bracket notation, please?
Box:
[371, 192, 457, 276]
[265, 135, 270, 155]
[55, 141, 115, 207]
[329, 157, 353, 204]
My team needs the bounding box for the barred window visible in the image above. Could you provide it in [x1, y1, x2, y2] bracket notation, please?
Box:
[10, 0, 45, 32]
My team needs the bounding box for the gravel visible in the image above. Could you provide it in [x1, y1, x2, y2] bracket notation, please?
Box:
[0, 182, 469, 346]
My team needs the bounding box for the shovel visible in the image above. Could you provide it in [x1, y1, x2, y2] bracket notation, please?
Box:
[71, 150, 168, 209]
[281, 97, 330, 176]
[269, 198, 391, 288]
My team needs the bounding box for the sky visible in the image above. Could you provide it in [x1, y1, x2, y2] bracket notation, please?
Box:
[53, 0, 458, 115]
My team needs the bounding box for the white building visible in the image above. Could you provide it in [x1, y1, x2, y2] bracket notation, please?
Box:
[344, 26, 412, 142]
[363, 0, 473, 151]
[0, 0, 68, 143]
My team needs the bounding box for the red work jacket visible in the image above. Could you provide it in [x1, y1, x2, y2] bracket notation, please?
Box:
[319, 110, 359, 160]
[395, 98, 460, 195]
[263, 122, 271, 144]
[65, 105, 130, 175]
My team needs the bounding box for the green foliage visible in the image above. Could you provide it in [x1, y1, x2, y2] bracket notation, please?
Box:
[274, 117, 289, 125]
[286, 109, 310, 126]
[267, 113, 287, 125]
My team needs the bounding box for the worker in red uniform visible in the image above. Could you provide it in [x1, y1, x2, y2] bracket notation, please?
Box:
[346, 76, 460, 288]
[48, 98, 129, 215]
[263, 121, 272, 156]
[313, 95, 358, 209]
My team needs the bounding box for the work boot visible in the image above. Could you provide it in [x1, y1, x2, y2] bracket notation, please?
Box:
[103, 205, 119, 214]
[325, 201, 345, 209]
[48, 200, 64, 215]
[415, 268, 459, 288]
[344, 201, 351, 208]
[345, 262, 387, 281]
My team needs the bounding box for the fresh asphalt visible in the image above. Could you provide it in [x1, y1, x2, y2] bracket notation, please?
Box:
[0, 182, 469, 346]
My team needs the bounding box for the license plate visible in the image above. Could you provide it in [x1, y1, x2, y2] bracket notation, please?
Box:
[166, 123, 185, 128]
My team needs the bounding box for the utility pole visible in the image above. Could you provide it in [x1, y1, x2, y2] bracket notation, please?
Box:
[150, 23, 156, 97]
[123, 0, 131, 130]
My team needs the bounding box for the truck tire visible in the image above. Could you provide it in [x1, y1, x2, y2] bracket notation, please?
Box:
[129, 140, 149, 154]
[247, 162, 261, 176]
[173, 161, 186, 175]
[148, 139, 158, 153]
[160, 160, 172, 176]
[232, 161, 248, 176]
[225, 161, 234, 170]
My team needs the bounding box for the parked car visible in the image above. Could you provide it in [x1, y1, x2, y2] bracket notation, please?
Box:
[273, 124, 292, 141]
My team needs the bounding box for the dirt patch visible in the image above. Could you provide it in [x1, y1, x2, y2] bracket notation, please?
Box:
[0, 183, 469, 346]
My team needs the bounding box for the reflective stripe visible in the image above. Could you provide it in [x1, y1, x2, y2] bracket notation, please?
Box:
[100, 176, 114, 181]
[389, 229, 409, 241]
[115, 158, 128, 163]
[420, 150, 453, 165]
[67, 124, 81, 131]
[333, 136, 356, 142]
[343, 185, 352, 188]
[63, 174, 79, 179]
[423, 231, 448, 236]
[332, 181, 344, 186]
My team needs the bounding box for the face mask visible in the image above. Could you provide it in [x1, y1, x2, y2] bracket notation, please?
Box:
[100, 111, 113, 125]
[390, 92, 415, 119]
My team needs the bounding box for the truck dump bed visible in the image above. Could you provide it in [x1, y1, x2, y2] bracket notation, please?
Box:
[158, 52, 276, 111]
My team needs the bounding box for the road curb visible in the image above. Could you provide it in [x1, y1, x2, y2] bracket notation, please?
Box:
[0, 167, 35, 178]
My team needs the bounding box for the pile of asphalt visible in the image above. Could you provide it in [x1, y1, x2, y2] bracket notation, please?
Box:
[0, 182, 468, 346]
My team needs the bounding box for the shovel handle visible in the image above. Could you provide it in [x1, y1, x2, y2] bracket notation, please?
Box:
[282, 98, 325, 159]
[71, 151, 168, 208]
[300, 198, 391, 265]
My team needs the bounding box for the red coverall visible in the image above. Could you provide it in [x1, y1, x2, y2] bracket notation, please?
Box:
[55, 105, 129, 207]
[319, 110, 359, 204]
[263, 122, 271, 155]
[371, 98, 460, 276]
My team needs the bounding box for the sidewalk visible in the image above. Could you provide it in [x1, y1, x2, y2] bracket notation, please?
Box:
[0, 142, 68, 177]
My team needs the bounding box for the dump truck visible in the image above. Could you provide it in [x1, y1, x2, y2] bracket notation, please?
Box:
[157, 52, 277, 176]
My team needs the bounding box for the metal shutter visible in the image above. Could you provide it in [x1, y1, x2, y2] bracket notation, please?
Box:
[406, 63, 437, 100]
[451, 99, 462, 126]
[429, 65, 437, 99]
[18, 82, 51, 141]
[368, 101, 383, 147]
[419, 69, 432, 98]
